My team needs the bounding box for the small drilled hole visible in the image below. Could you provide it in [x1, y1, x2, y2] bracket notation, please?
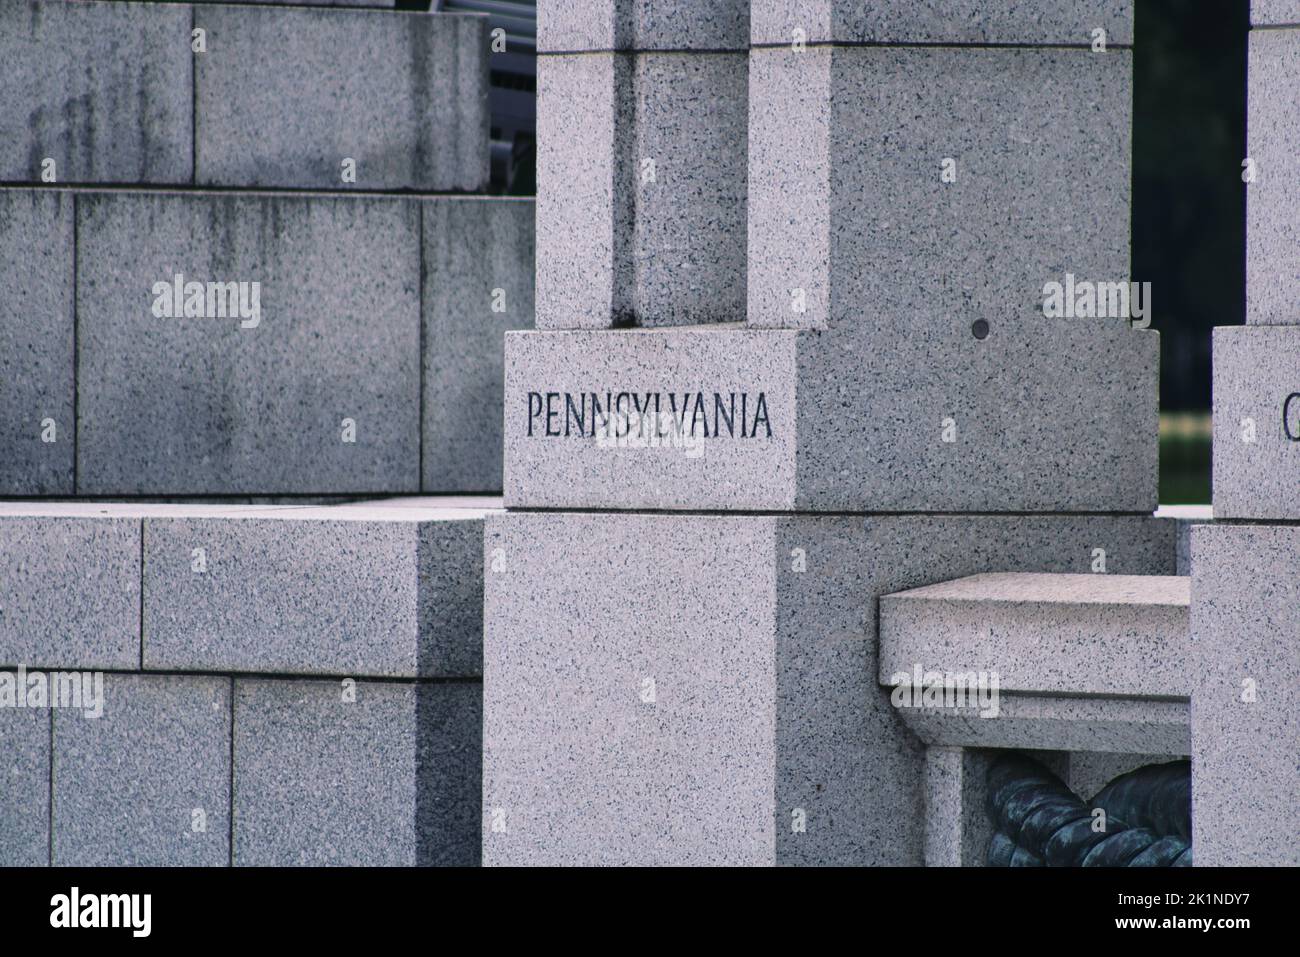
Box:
[971, 319, 990, 340]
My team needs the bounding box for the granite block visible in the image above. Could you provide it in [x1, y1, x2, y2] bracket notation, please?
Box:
[538, 0, 749, 52]
[1211, 326, 1300, 519]
[75, 191, 420, 495]
[1191, 523, 1300, 866]
[53, 674, 230, 866]
[0, 1, 191, 184]
[143, 506, 485, 677]
[749, 46, 1133, 330]
[1156, 504, 1213, 576]
[502, 323, 1159, 512]
[0, 189, 74, 494]
[880, 573, 1190, 698]
[897, 694, 1190, 755]
[233, 678, 480, 866]
[0, 707, 49, 866]
[923, 747, 996, 868]
[194, 6, 488, 191]
[483, 511, 1174, 866]
[422, 198, 535, 493]
[0, 513, 140, 670]
[535, 52, 747, 328]
[751, 1, 1133, 46]
[1246, 29, 1300, 324]
[1252, 1, 1300, 26]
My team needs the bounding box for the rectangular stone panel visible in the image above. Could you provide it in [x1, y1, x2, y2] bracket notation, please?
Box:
[75, 191, 420, 495]
[1191, 523, 1300, 866]
[0, 1, 192, 184]
[0, 507, 140, 670]
[503, 323, 1159, 512]
[535, 52, 747, 328]
[52, 674, 231, 866]
[143, 505, 486, 677]
[749, 45, 1133, 331]
[194, 6, 488, 190]
[483, 510, 1174, 866]
[0, 189, 74, 493]
[233, 678, 480, 866]
[0, 707, 49, 866]
[751, 0, 1134, 46]
[1211, 325, 1300, 519]
[422, 198, 535, 492]
[1246, 28, 1300, 324]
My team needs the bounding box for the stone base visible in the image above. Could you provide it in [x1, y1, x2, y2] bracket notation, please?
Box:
[482, 510, 1175, 866]
[1191, 523, 1300, 866]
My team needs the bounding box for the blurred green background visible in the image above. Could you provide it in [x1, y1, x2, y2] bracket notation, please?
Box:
[1135, 0, 1247, 504]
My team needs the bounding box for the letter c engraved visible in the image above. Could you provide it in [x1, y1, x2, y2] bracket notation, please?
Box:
[1285, 392, 1300, 441]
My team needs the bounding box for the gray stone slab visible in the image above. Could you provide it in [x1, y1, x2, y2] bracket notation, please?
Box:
[535, 52, 747, 328]
[751, 1, 1133, 46]
[0, 189, 74, 494]
[923, 746, 996, 868]
[0, 1, 192, 184]
[482, 511, 1174, 866]
[502, 324, 1159, 512]
[1191, 523, 1300, 866]
[898, 694, 1190, 754]
[53, 674, 230, 866]
[1252, 1, 1300, 26]
[538, 0, 749, 51]
[194, 6, 488, 191]
[1211, 326, 1300, 519]
[422, 198, 534, 493]
[143, 510, 484, 677]
[76, 191, 421, 495]
[0, 707, 49, 866]
[0, 516, 140, 670]
[749, 46, 1133, 331]
[233, 678, 480, 866]
[1246, 29, 1300, 324]
[880, 573, 1190, 698]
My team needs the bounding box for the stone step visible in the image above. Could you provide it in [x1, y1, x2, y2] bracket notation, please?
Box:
[2, 673, 479, 866]
[502, 323, 1158, 511]
[482, 510, 1176, 866]
[878, 572, 1191, 699]
[0, 189, 534, 496]
[0, 498, 495, 676]
[1, 1, 488, 191]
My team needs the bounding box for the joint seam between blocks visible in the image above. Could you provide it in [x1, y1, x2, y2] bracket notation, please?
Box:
[71, 193, 79, 495]
[228, 675, 235, 868]
[418, 204, 427, 491]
